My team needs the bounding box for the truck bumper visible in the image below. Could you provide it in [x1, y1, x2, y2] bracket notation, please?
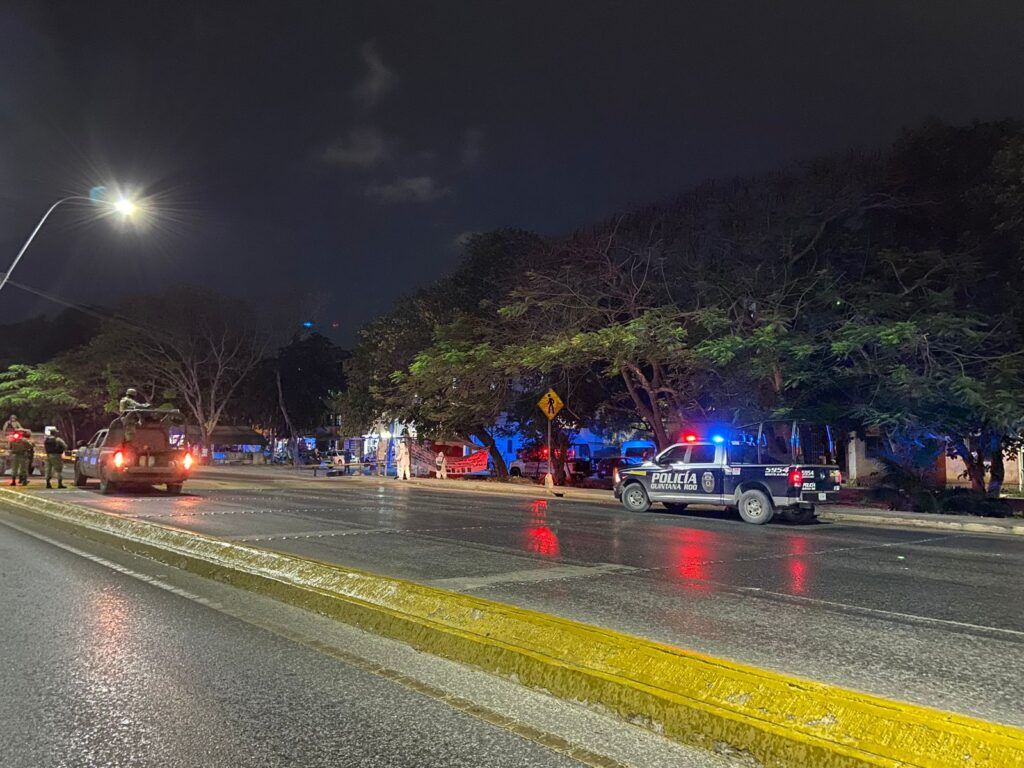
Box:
[110, 468, 189, 484]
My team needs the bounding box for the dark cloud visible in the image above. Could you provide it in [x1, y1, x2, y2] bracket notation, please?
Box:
[366, 176, 449, 203]
[1, 1, 1023, 345]
[322, 127, 389, 166]
[352, 41, 396, 109]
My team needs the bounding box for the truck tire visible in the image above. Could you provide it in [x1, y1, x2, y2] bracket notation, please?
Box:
[99, 475, 117, 495]
[662, 502, 688, 511]
[509, 467, 522, 477]
[782, 506, 816, 524]
[737, 489, 774, 524]
[621, 483, 651, 513]
[166, 483, 182, 495]
[74, 463, 88, 487]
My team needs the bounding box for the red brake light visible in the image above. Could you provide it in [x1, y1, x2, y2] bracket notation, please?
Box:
[183, 452, 193, 470]
[113, 450, 125, 468]
[788, 469, 803, 487]
[836, 470, 843, 484]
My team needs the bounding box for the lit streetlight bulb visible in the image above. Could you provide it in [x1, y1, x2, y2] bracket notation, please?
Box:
[114, 198, 137, 216]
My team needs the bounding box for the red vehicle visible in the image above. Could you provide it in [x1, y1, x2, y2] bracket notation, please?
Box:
[74, 410, 194, 494]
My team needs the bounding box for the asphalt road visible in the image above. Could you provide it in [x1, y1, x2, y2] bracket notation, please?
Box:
[13, 471, 1024, 729]
[0, 515, 735, 768]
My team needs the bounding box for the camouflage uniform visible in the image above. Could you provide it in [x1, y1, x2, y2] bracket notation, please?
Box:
[9, 430, 31, 486]
[44, 432, 68, 489]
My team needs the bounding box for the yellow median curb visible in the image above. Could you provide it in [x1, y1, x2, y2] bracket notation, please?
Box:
[2, 488, 1022, 768]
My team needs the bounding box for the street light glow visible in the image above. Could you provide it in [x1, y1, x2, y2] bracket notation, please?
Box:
[114, 198, 137, 216]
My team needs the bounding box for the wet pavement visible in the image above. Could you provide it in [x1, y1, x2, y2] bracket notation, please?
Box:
[1, 517, 744, 768]
[12, 474, 1024, 728]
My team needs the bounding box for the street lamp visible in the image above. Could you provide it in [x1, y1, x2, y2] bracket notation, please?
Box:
[0, 190, 139, 295]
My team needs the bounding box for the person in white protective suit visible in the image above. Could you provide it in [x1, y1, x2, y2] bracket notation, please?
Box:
[396, 437, 411, 480]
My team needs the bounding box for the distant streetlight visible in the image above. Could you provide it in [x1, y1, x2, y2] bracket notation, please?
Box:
[0, 189, 140, 296]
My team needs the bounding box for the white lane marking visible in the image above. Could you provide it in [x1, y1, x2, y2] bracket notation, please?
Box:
[731, 586, 1024, 638]
[429, 563, 638, 592]
[225, 527, 394, 542]
[0, 515, 220, 608]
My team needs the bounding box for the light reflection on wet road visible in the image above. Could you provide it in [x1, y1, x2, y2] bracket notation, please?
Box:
[41, 478, 1024, 727]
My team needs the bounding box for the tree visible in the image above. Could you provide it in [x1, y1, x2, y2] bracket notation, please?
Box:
[104, 286, 271, 453]
[238, 332, 348, 461]
[0, 363, 87, 444]
[388, 316, 520, 475]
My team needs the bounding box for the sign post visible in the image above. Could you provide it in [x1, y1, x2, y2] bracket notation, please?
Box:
[537, 389, 564, 490]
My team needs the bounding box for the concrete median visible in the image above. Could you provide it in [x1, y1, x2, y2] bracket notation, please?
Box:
[2, 487, 1022, 768]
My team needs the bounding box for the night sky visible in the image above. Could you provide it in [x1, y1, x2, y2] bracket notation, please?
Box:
[2, 1, 1023, 344]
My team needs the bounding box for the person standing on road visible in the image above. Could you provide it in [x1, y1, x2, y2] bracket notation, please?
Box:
[9, 428, 31, 486]
[375, 437, 388, 477]
[435, 450, 448, 480]
[43, 427, 67, 489]
[395, 437, 412, 481]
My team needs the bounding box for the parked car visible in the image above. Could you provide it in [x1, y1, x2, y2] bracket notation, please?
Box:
[510, 442, 593, 480]
[75, 410, 193, 494]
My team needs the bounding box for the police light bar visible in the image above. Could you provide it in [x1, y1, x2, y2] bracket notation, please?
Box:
[682, 433, 697, 443]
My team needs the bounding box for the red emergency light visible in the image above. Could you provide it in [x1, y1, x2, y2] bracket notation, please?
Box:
[682, 432, 698, 443]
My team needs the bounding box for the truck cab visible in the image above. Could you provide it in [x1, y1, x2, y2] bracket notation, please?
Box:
[613, 424, 842, 524]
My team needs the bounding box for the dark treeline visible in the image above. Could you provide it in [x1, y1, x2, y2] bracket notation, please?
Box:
[338, 121, 1024, 492]
[0, 286, 347, 450]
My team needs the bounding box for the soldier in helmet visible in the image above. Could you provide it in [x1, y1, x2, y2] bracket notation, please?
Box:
[44, 427, 68, 489]
[119, 387, 150, 414]
[8, 427, 31, 486]
[2, 414, 22, 433]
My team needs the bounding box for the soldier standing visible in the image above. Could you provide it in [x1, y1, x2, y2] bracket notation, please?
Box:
[3, 414, 22, 433]
[119, 388, 150, 414]
[9, 428, 31, 486]
[44, 427, 68, 489]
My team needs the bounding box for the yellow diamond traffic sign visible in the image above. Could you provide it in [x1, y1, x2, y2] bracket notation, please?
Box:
[538, 389, 564, 420]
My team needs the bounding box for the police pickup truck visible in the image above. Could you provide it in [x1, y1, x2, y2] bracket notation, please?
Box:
[613, 431, 841, 524]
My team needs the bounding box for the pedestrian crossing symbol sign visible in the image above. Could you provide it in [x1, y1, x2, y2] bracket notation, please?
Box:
[538, 389, 564, 420]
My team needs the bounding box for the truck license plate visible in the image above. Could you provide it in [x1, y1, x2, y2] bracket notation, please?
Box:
[818, 492, 826, 501]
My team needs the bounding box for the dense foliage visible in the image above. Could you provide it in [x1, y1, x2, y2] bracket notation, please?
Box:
[342, 121, 1024, 492]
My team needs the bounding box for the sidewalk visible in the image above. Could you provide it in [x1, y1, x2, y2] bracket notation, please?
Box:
[196, 465, 1024, 536]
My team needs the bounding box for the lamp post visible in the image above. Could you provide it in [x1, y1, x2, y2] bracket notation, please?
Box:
[0, 192, 137, 296]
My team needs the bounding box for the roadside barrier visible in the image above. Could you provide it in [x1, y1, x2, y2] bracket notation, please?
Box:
[2, 488, 1021, 768]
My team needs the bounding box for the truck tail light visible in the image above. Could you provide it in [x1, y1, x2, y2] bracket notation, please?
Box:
[113, 450, 125, 468]
[788, 469, 803, 487]
[183, 452, 193, 470]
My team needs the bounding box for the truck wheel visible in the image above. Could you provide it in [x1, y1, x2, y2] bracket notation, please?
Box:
[662, 502, 688, 511]
[782, 506, 816, 524]
[166, 483, 182, 495]
[737, 489, 774, 524]
[509, 467, 522, 478]
[621, 483, 651, 513]
[99, 475, 117, 495]
[74, 463, 88, 487]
